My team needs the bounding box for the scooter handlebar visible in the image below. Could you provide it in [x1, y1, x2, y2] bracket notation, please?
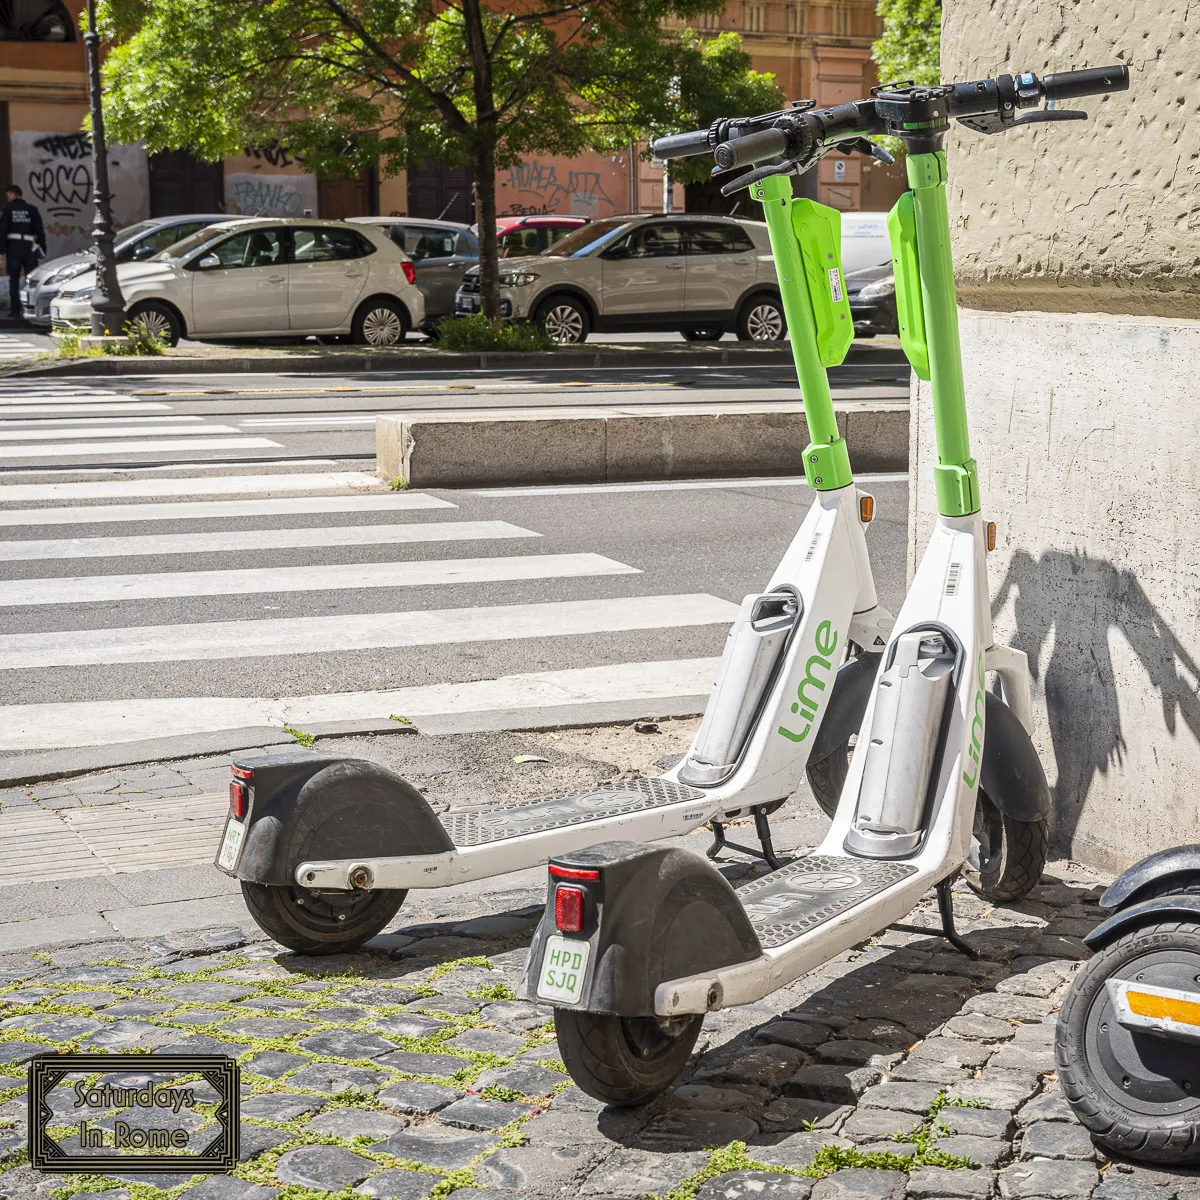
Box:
[713, 126, 790, 170]
[651, 128, 713, 161]
[1041, 64, 1129, 101]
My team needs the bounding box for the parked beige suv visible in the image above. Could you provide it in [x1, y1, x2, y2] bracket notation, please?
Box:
[455, 213, 783, 344]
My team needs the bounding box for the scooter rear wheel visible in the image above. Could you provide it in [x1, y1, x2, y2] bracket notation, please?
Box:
[805, 734, 854, 818]
[1056, 920, 1200, 1163]
[555, 1008, 704, 1106]
[963, 792, 1047, 902]
[241, 882, 406, 954]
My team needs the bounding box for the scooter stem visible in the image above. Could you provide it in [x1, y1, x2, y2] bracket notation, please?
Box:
[754, 173, 852, 492]
[906, 151, 979, 517]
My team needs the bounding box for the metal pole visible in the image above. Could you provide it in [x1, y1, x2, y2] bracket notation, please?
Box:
[662, 164, 673, 213]
[628, 140, 637, 213]
[84, 0, 125, 337]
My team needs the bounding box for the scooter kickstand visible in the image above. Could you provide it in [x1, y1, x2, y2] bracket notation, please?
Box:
[890, 877, 979, 959]
[705, 806, 783, 871]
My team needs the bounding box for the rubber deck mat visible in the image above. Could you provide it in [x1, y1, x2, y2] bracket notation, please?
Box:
[441, 778, 707, 848]
[739, 854, 919, 949]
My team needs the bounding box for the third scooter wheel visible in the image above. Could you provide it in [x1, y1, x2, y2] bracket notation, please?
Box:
[241, 882, 406, 955]
[963, 791, 1047, 902]
[555, 1008, 704, 1106]
[1056, 920, 1200, 1164]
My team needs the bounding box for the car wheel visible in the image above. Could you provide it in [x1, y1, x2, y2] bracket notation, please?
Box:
[682, 329, 723, 342]
[352, 297, 409, 346]
[125, 301, 181, 348]
[736, 294, 786, 342]
[536, 295, 590, 344]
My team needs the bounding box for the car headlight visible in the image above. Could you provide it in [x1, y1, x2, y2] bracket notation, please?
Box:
[857, 277, 895, 301]
[498, 270, 539, 287]
[60, 287, 94, 302]
[47, 262, 91, 285]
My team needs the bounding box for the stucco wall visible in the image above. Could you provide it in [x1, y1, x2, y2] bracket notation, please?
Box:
[942, 2, 1199, 317]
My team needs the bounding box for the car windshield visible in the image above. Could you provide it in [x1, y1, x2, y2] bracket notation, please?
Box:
[147, 224, 231, 263]
[542, 219, 627, 258]
[113, 220, 157, 248]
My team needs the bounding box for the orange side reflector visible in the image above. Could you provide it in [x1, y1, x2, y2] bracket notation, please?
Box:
[986, 521, 997, 551]
[859, 495, 875, 523]
[1126, 989, 1200, 1028]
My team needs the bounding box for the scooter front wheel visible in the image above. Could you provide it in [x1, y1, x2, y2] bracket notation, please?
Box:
[1056, 920, 1200, 1164]
[241, 882, 406, 954]
[963, 791, 1047, 902]
[555, 1008, 704, 1106]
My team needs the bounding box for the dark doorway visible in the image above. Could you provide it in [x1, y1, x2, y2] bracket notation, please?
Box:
[683, 176, 764, 222]
[319, 169, 376, 219]
[407, 160, 473, 223]
[0, 103, 10, 196]
[149, 151, 224, 216]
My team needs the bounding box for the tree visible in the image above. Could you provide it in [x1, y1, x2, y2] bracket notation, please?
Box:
[872, 0, 940, 88]
[97, 0, 766, 320]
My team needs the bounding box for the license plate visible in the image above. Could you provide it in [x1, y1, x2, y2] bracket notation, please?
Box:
[217, 818, 245, 871]
[536, 934, 590, 1004]
[457, 295, 479, 312]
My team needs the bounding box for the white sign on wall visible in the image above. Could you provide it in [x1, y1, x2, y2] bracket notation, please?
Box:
[833, 160, 846, 182]
[10, 131, 149, 259]
[225, 172, 318, 217]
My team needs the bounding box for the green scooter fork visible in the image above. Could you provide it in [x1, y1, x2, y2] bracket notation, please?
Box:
[891, 151, 980, 517]
[753, 173, 853, 492]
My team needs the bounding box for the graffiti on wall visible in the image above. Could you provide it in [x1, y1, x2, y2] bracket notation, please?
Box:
[10, 131, 149, 257]
[226, 172, 318, 217]
[500, 159, 615, 216]
[244, 144, 299, 169]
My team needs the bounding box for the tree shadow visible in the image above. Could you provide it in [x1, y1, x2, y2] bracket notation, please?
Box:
[993, 550, 1200, 852]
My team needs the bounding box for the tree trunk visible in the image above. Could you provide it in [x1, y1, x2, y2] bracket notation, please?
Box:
[473, 140, 500, 321]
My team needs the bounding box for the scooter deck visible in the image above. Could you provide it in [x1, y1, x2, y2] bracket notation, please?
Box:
[738, 855, 918, 949]
[441, 778, 708, 848]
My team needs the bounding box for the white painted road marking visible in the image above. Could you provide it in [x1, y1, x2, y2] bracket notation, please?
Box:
[0, 422, 240, 440]
[0, 519, 540, 560]
[0, 656, 720, 750]
[0, 552, 638, 606]
[0, 492, 453, 526]
[0, 593, 735, 668]
[0, 436, 282, 460]
[0, 470, 383, 503]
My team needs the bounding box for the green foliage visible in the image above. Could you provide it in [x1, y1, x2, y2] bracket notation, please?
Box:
[468, 981, 516, 1002]
[122, 317, 168, 355]
[388, 713, 413, 725]
[282, 726, 316, 748]
[873, 0, 941, 88]
[435, 315, 552, 353]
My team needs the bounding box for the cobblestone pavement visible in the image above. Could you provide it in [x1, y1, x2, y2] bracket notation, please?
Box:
[1, 861, 1197, 1200]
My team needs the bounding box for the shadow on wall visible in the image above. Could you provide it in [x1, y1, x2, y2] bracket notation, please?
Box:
[993, 549, 1200, 855]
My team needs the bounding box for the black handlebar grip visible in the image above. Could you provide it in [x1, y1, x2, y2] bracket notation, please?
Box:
[713, 126, 789, 171]
[651, 129, 713, 161]
[1042, 64, 1129, 101]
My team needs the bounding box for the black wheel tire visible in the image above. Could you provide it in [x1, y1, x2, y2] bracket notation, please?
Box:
[555, 1008, 703, 1106]
[125, 301, 181, 347]
[963, 791, 1047, 902]
[735, 294, 786, 342]
[352, 297, 409, 346]
[806, 734, 855, 819]
[535, 295, 590, 344]
[682, 329, 722, 342]
[1057, 920, 1200, 1164]
[240, 882, 406, 954]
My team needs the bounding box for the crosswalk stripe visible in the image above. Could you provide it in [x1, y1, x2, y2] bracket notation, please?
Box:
[0, 519, 539, 561]
[0, 415, 199, 429]
[0, 593, 734, 668]
[0, 552, 638, 606]
[0, 436, 282, 460]
[0, 422, 238, 440]
[0, 657, 720, 751]
[0, 492, 453, 526]
[0, 393, 141, 404]
[0, 403, 173, 416]
[0, 470, 383, 503]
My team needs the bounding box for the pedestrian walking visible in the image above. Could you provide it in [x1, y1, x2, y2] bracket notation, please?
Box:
[0, 185, 46, 323]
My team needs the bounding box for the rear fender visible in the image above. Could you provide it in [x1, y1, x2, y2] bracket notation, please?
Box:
[807, 652, 881, 765]
[1099, 845, 1200, 911]
[1085, 894, 1200, 950]
[519, 841, 762, 1015]
[979, 692, 1050, 823]
[227, 750, 452, 885]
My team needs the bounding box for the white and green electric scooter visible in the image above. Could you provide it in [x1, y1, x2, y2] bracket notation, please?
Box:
[215, 149, 897, 954]
[520, 63, 1128, 1104]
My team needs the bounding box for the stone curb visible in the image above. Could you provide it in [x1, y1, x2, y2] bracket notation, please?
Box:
[8, 342, 907, 378]
[378, 402, 909, 487]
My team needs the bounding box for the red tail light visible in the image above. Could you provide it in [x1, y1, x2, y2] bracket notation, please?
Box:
[229, 780, 248, 819]
[401, 260, 415, 286]
[232, 764, 253, 781]
[549, 864, 600, 881]
[555, 885, 585, 933]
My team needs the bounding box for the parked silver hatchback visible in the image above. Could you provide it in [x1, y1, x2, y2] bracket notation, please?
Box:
[455, 213, 783, 344]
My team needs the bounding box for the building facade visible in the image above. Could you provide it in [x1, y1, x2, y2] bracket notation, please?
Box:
[1, 0, 903, 264]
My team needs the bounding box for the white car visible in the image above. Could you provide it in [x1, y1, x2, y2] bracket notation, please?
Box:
[50, 218, 425, 347]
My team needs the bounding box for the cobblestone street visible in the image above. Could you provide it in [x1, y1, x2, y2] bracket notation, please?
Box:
[1, 851, 1194, 1200]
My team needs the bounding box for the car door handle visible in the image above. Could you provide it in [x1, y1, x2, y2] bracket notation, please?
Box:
[344, 270, 365, 278]
[267, 275, 285, 283]
[665, 263, 685, 270]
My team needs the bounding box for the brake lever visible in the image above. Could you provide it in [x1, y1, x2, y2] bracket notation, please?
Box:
[957, 108, 1087, 135]
[838, 137, 895, 165]
[718, 159, 796, 196]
